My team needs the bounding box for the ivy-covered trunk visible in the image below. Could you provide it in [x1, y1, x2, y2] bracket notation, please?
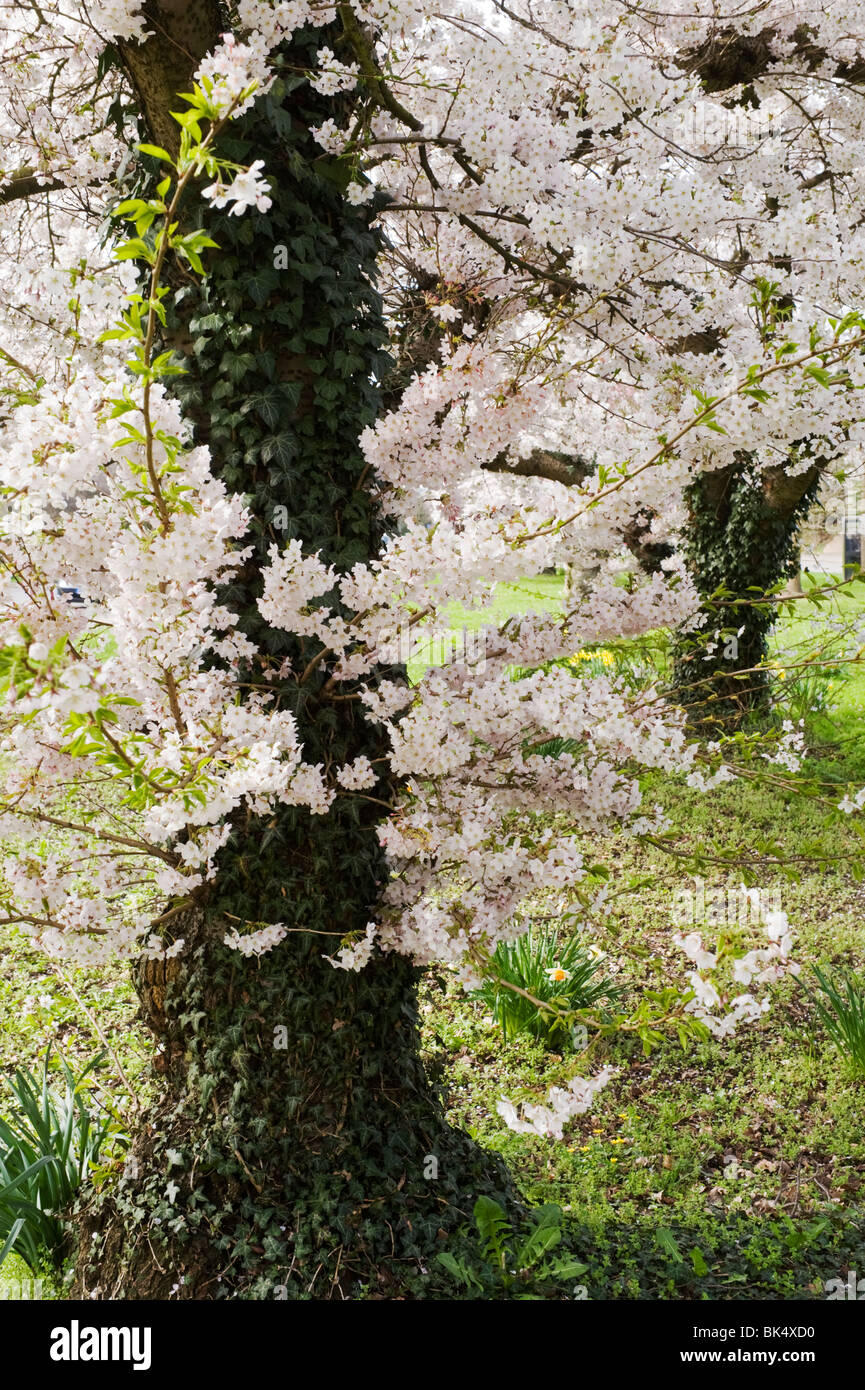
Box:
[672, 459, 821, 729]
[74, 26, 512, 1301]
[78, 910, 512, 1300]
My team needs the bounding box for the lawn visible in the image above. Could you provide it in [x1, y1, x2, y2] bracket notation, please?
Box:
[407, 573, 563, 683]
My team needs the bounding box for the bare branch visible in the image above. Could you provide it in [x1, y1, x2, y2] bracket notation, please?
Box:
[0, 167, 65, 205]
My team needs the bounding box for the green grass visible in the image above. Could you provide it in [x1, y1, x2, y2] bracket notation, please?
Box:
[767, 572, 865, 718]
[0, 1249, 56, 1298]
[444, 572, 564, 628]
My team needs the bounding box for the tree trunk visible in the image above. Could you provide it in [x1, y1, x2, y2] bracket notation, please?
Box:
[77, 904, 511, 1300]
[74, 16, 513, 1301]
[672, 459, 821, 730]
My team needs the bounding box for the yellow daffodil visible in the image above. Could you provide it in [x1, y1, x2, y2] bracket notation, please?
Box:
[546, 965, 570, 983]
[569, 648, 615, 668]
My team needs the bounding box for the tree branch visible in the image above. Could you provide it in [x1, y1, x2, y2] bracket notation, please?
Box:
[482, 448, 591, 488]
[0, 167, 66, 205]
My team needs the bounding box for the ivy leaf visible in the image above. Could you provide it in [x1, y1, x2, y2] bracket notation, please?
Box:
[243, 390, 283, 429]
[245, 267, 280, 307]
[261, 433, 299, 468]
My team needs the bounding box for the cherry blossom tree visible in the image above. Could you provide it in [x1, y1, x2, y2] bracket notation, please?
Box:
[0, 1, 864, 1298]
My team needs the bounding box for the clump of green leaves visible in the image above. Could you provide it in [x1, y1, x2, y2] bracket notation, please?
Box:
[473, 926, 622, 1049]
[0, 1054, 127, 1271]
[804, 966, 865, 1077]
[774, 664, 843, 722]
[436, 1197, 587, 1299]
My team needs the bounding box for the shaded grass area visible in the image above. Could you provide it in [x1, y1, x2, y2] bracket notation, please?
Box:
[0, 940, 148, 1087]
[420, 829, 865, 1298]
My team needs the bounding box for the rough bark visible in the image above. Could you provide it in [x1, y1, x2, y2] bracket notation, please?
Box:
[117, 0, 225, 159]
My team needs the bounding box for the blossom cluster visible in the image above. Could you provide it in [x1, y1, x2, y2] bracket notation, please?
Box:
[674, 895, 799, 1041]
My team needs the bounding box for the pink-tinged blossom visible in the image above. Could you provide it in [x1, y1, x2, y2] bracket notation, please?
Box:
[224, 923, 288, 957]
[325, 924, 378, 972]
[498, 1067, 617, 1139]
[202, 160, 272, 215]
